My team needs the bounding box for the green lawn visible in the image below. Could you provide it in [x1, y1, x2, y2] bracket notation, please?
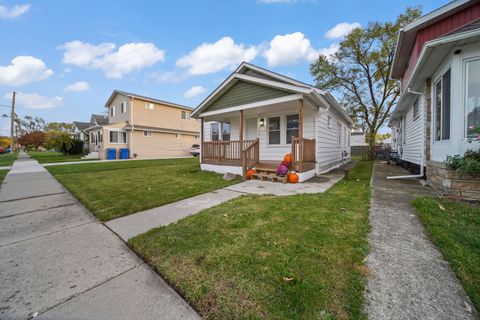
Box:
[412, 197, 480, 312]
[0, 169, 9, 184]
[129, 161, 373, 320]
[0, 151, 18, 166]
[28, 151, 86, 163]
[48, 158, 240, 221]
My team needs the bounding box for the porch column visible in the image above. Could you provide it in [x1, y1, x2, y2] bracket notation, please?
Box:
[298, 98, 304, 171]
[239, 110, 245, 176]
[200, 117, 204, 163]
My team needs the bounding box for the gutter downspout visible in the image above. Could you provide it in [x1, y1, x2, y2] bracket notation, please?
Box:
[387, 87, 425, 180]
[130, 97, 134, 158]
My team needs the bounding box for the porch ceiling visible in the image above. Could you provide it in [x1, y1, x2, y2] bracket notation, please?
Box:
[202, 97, 316, 122]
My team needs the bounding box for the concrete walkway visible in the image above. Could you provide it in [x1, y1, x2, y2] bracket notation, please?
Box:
[365, 162, 477, 320]
[0, 154, 200, 320]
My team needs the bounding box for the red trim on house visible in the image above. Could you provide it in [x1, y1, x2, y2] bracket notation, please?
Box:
[401, 3, 480, 89]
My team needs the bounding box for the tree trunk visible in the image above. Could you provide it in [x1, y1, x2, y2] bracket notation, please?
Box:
[368, 129, 376, 160]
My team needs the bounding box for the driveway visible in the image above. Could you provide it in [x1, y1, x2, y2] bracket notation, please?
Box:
[0, 154, 200, 319]
[365, 162, 477, 320]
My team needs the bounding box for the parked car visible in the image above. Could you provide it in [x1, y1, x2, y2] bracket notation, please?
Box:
[0, 146, 4, 154]
[190, 144, 200, 157]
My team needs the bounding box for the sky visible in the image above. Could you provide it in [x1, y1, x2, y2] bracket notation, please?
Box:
[0, 0, 448, 135]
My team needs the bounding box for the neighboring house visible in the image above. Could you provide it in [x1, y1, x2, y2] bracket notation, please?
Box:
[85, 90, 199, 160]
[71, 121, 92, 146]
[389, 0, 480, 198]
[190, 62, 353, 182]
[351, 132, 367, 146]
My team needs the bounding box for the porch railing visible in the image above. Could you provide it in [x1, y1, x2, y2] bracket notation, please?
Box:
[291, 136, 316, 171]
[202, 139, 258, 162]
[242, 138, 260, 177]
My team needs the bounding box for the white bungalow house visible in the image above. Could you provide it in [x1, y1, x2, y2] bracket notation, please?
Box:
[389, 0, 480, 199]
[190, 62, 353, 182]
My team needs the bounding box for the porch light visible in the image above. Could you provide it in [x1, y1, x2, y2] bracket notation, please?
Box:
[259, 118, 265, 127]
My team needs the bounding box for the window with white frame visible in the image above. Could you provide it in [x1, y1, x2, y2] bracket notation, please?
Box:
[434, 69, 451, 141]
[143, 130, 152, 137]
[413, 98, 419, 120]
[98, 130, 103, 143]
[121, 102, 126, 113]
[402, 115, 407, 144]
[465, 58, 480, 138]
[110, 106, 115, 117]
[194, 135, 199, 140]
[337, 123, 341, 146]
[343, 126, 347, 145]
[268, 116, 281, 145]
[222, 123, 231, 141]
[286, 114, 299, 144]
[211, 123, 219, 141]
[327, 115, 331, 128]
[109, 130, 127, 143]
[181, 110, 190, 120]
[144, 102, 154, 110]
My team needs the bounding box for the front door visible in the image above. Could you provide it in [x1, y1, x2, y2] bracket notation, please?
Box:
[245, 118, 258, 140]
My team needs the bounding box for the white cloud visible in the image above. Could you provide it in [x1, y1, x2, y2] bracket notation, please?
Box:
[6, 92, 63, 109]
[263, 32, 318, 67]
[318, 43, 340, 57]
[0, 56, 53, 86]
[59, 41, 165, 78]
[65, 81, 90, 92]
[176, 37, 258, 75]
[184, 86, 207, 99]
[325, 22, 360, 39]
[149, 71, 188, 83]
[0, 4, 30, 19]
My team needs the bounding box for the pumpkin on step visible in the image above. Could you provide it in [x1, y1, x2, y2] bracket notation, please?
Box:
[283, 153, 293, 164]
[288, 172, 299, 184]
[246, 169, 256, 179]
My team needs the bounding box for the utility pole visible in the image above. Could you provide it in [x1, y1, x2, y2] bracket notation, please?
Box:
[10, 91, 15, 151]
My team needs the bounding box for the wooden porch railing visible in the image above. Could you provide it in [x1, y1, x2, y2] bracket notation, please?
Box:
[291, 136, 316, 171]
[241, 138, 259, 177]
[202, 139, 258, 162]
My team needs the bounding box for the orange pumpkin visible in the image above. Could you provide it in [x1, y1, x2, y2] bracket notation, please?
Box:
[246, 169, 256, 179]
[288, 172, 299, 184]
[284, 153, 293, 164]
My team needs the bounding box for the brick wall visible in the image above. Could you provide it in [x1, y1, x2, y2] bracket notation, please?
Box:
[427, 161, 480, 200]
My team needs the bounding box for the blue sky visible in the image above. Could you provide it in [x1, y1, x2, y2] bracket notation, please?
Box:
[0, 0, 447, 135]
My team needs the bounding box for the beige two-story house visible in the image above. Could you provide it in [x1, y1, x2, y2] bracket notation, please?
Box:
[85, 90, 199, 160]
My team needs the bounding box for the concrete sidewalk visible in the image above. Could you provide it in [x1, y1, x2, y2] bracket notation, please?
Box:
[365, 162, 477, 320]
[0, 155, 200, 320]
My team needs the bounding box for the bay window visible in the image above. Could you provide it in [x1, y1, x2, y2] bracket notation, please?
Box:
[434, 69, 451, 141]
[465, 58, 480, 138]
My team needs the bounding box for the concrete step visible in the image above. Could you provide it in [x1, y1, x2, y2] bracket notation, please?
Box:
[251, 172, 287, 183]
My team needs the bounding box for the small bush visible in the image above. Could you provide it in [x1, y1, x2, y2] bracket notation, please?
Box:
[62, 139, 84, 155]
[445, 149, 480, 176]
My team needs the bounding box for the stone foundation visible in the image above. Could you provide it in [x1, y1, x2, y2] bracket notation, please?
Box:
[427, 161, 480, 200]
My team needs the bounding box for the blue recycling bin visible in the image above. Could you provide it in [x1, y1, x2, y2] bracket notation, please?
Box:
[106, 148, 117, 160]
[119, 148, 129, 159]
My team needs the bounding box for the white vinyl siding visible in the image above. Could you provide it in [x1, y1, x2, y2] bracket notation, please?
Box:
[108, 94, 130, 123]
[400, 96, 424, 165]
[316, 108, 350, 172]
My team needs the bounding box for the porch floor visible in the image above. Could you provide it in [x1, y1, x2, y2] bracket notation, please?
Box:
[201, 159, 315, 173]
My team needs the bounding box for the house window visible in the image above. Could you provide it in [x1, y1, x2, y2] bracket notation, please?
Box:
[222, 123, 231, 141]
[121, 102, 126, 113]
[98, 130, 103, 143]
[110, 106, 115, 117]
[327, 115, 331, 128]
[175, 133, 181, 139]
[343, 126, 347, 145]
[413, 99, 419, 120]
[211, 123, 219, 141]
[434, 69, 451, 141]
[143, 130, 152, 137]
[286, 114, 299, 144]
[109, 131, 127, 143]
[402, 116, 407, 144]
[181, 110, 190, 120]
[194, 135, 199, 140]
[268, 116, 281, 145]
[145, 103, 154, 110]
[337, 123, 341, 146]
[465, 58, 480, 138]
